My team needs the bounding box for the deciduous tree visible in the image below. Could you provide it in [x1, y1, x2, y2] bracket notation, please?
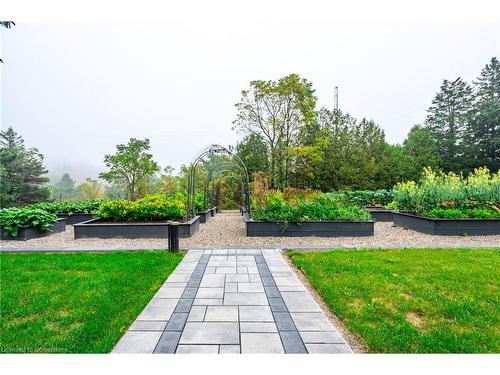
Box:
[233, 74, 316, 188]
[99, 138, 160, 200]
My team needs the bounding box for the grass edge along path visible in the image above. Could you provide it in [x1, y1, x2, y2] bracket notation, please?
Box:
[289, 247, 500, 353]
[0, 250, 183, 353]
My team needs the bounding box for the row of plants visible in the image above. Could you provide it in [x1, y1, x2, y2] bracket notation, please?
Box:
[1, 192, 215, 238]
[339, 189, 393, 207]
[95, 193, 186, 222]
[27, 200, 103, 214]
[390, 167, 500, 219]
[251, 191, 371, 222]
[0, 207, 58, 237]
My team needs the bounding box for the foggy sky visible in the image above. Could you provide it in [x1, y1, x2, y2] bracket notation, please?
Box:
[1, 21, 498, 182]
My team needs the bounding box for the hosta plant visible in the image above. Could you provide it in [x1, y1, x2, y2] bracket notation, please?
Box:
[0, 207, 58, 237]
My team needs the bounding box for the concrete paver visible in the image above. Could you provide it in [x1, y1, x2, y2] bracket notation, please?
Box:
[112, 249, 352, 354]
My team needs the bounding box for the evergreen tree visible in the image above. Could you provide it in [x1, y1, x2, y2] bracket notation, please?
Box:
[314, 108, 391, 190]
[54, 173, 77, 201]
[402, 124, 442, 180]
[0, 127, 50, 207]
[425, 77, 474, 172]
[464, 57, 500, 171]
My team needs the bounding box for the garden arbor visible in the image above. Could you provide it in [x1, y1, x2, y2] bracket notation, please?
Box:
[204, 163, 246, 211]
[187, 144, 251, 218]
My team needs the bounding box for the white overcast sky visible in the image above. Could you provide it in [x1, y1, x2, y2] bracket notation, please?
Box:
[1, 4, 499, 181]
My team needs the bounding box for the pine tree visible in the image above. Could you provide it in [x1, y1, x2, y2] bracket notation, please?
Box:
[0, 127, 50, 207]
[403, 124, 442, 180]
[426, 77, 474, 172]
[464, 57, 500, 171]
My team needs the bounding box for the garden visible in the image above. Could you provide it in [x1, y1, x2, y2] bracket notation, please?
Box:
[243, 167, 500, 237]
[1, 167, 499, 240]
[0, 191, 218, 241]
[0, 53, 499, 355]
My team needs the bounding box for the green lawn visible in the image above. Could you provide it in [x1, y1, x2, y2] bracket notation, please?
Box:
[0, 250, 183, 353]
[289, 248, 500, 353]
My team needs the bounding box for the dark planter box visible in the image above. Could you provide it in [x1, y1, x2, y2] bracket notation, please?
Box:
[1, 218, 66, 241]
[197, 209, 212, 224]
[393, 212, 500, 235]
[366, 208, 394, 222]
[74, 216, 200, 239]
[245, 218, 374, 237]
[212, 207, 218, 216]
[57, 213, 95, 225]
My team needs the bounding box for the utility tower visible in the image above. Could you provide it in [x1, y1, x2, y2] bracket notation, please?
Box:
[334, 86, 339, 112]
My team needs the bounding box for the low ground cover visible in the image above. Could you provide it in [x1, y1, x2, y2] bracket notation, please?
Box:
[251, 191, 371, 222]
[0, 250, 183, 353]
[290, 247, 500, 353]
[390, 167, 500, 218]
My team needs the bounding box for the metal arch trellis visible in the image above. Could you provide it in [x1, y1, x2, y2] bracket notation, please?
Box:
[204, 169, 245, 210]
[187, 144, 251, 218]
[203, 168, 244, 212]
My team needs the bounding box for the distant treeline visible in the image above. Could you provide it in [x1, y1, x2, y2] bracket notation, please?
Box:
[234, 57, 499, 190]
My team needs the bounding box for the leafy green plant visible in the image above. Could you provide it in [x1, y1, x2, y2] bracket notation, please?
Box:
[251, 192, 371, 222]
[392, 167, 500, 217]
[95, 193, 185, 222]
[0, 207, 58, 237]
[424, 207, 500, 219]
[340, 189, 393, 207]
[27, 200, 102, 214]
[194, 192, 207, 213]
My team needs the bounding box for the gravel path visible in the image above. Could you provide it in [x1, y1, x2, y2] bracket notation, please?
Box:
[1, 211, 499, 251]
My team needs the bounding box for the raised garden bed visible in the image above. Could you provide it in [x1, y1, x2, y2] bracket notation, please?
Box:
[73, 216, 200, 239]
[197, 209, 212, 224]
[366, 207, 394, 222]
[1, 218, 66, 241]
[57, 213, 95, 225]
[393, 212, 500, 235]
[245, 218, 374, 237]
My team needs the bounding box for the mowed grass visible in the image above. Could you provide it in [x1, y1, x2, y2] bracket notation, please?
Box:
[0, 251, 183, 353]
[289, 248, 500, 353]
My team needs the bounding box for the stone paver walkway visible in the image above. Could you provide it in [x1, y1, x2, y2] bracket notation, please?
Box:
[112, 249, 352, 354]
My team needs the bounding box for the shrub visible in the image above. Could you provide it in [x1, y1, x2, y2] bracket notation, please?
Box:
[95, 193, 185, 222]
[392, 167, 500, 217]
[0, 207, 58, 237]
[250, 171, 270, 210]
[194, 192, 207, 213]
